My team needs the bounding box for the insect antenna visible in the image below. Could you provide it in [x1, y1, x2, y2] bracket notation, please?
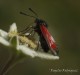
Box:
[20, 11, 36, 18]
[29, 8, 38, 17]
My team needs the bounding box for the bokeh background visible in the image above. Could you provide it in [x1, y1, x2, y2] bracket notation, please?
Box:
[0, 0, 80, 75]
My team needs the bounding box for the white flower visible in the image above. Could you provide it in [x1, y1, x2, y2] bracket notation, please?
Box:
[0, 23, 59, 60]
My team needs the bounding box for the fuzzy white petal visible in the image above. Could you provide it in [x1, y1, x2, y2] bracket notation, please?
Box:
[0, 37, 10, 46]
[0, 29, 8, 38]
[18, 45, 36, 57]
[35, 52, 59, 60]
[9, 23, 17, 32]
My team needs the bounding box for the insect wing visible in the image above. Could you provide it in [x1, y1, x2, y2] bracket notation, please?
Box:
[40, 25, 57, 51]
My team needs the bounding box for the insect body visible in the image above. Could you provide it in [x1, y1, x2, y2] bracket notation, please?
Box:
[20, 8, 59, 56]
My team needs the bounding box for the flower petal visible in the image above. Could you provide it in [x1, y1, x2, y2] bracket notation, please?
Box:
[18, 45, 36, 57]
[8, 23, 18, 37]
[0, 29, 8, 39]
[9, 23, 17, 33]
[0, 37, 10, 46]
[35, 52, 59, 60]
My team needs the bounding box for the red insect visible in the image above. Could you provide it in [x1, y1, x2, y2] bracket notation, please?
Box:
[20, 8, 59, 56]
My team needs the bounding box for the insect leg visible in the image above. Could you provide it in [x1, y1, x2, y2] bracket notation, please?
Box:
[20, 22, 34, 34]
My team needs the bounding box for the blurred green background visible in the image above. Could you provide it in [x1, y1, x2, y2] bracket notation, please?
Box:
[0, 0, 80, 75]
